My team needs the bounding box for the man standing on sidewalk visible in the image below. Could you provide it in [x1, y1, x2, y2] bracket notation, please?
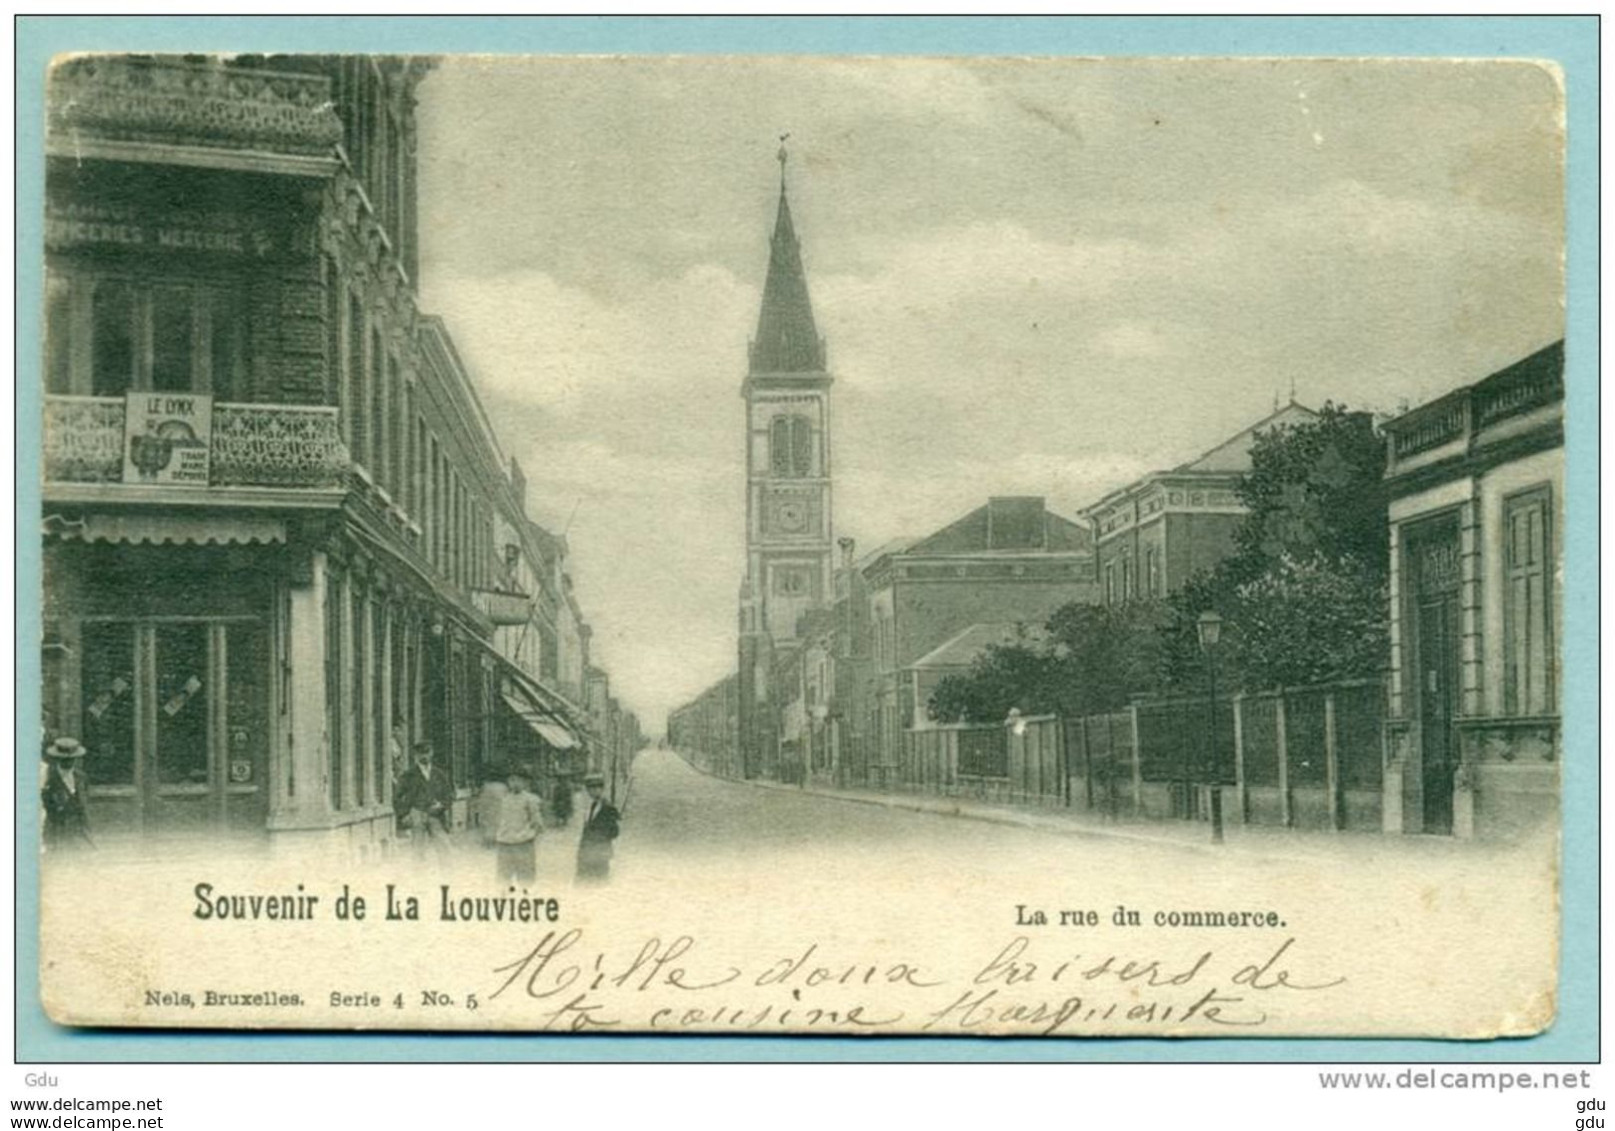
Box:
[575, 771, 620, 884]
[492, 766, 545, 885]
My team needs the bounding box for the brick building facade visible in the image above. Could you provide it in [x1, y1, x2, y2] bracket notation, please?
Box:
[40, 55, 628, 850]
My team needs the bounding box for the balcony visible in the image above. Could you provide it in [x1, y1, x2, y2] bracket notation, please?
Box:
[44, 395, 350, 495]
[47, 56, 343, 176]
[1385, 340, 1564, 480]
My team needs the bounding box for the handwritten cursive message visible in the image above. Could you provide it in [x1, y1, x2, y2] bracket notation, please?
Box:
[485, 930, 1345, 1035]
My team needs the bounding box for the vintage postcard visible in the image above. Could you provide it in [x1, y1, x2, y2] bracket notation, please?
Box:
[34, 53, 1566, 1038]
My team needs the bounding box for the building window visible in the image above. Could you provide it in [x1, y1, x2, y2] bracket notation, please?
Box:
[149, 286, 195, 392]
[1504, 487, 1555, 716]
[80, 621, 136, 786]
[370, 600, 387, 806]
[349, 582, 369, 809]
[326, 569, 347, 812]
[90, 280, 136, 396]
[774, 566, 809, 597]
[346, 294, 367, 469]
[1121, 558, 1133, 602]
[370, 329, 386, 489]
[769, 414, 813, 478]
[1145, 547, 1159, 597]
[1104, 562, 1116, 606]
[47, 275, 246, 398]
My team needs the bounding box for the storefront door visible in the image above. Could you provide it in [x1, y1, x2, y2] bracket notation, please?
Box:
[81, 618, 269, 837]
[1406, 516, 1462, 836]
[1415, 595, 1460, 835]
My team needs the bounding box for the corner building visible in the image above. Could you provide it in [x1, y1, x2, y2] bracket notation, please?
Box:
[41, 55, 597, 851]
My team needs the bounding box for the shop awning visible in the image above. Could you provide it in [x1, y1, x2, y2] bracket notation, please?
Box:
[531, 719, 577, 750]
[499, 687, 579, 750]
[45, 512, 287, 546]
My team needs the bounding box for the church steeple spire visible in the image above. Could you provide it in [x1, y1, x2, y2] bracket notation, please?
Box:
[749, 140, 825, 374]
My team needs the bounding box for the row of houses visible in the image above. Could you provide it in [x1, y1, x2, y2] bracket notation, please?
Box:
[670, 187, 1564, 840]
[39, 54, 640, 852]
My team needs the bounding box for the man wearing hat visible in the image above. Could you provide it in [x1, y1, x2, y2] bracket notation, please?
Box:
[394, 740, 455, 861]
[575, 771, 620, 883]
[41, 737, 92, 853]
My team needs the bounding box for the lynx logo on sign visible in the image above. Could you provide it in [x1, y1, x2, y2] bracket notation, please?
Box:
[123, 392, 212, 486]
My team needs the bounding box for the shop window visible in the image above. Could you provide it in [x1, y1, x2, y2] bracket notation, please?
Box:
[154, 623, 210, 787]
[370, 600, 387, 805]
[1504, 487, 1555, 716]
[325, 571, 346, 811]
[226, 622, 269, 789]
[350, 583, 369, 807]
[80, 622, 136, 786]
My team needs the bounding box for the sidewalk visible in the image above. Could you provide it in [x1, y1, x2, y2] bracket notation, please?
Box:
[720, 768, 1464, 861]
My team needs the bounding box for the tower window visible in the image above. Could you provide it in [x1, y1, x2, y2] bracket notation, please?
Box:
[774, 566, 810, 597]
[769, 414, 813, 477]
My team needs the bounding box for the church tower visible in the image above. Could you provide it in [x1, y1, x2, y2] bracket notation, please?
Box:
[738, 143, 833, 777]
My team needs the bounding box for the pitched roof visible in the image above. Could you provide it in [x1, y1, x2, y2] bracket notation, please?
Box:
[910, 622, 1043, 671]
[905, 497, 1091, 556]
[1079, 402, 1322, 518]
[853, 536, 917, 571]
[1175, 402, 1319, 473]
[748, 186, 825, 374]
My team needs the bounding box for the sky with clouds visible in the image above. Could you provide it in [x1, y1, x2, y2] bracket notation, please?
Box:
[413, 56, 1563, 730]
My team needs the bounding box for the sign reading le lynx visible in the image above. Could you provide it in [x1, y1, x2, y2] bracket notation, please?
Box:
[122, 392, 213, 486]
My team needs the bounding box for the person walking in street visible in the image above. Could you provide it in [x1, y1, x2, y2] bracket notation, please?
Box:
[492, 766, 545, 885]
[575, 771, 619, 884]
[394, 741, 454, 861]
[41, 736, 93, 855]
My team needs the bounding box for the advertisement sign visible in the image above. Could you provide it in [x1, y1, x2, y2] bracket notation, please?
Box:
[122, 391, 212, 486]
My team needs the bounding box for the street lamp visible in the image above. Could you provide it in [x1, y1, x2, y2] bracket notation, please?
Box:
[1196, 611, 1226, 845]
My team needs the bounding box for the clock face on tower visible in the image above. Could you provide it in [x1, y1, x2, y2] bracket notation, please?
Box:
[776, 500, 807, 533]
[766, 492, 814, 536]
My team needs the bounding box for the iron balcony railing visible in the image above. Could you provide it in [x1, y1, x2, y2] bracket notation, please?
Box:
[44, 394, 350, 490]
[47, 55, 343, 158]
[1386, 345, 1564, 468]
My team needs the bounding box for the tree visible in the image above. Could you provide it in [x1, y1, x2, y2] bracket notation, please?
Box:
[1232, 403, 1388, 583]
[1163, 403, 1389, 691]
[929, 404, 1391, 718]
[1044, 600, 1169, 713]
[925, 603, 1168, 724]
[926, 626, 1057, 725]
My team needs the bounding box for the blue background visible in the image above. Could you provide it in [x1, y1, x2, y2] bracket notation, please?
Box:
[14, 15, 1599, 1063]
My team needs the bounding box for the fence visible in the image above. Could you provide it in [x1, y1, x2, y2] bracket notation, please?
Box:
[899, 717, 1068, 807]
[896, 678, 1386, 830]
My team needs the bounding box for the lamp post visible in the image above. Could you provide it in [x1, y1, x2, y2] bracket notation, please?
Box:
[1196, 611, 1226, 845]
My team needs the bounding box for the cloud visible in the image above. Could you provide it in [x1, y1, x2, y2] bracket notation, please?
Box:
[409, 59, 1563, 729]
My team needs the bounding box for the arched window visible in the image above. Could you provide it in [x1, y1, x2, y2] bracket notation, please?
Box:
[769, 414, 813, 478]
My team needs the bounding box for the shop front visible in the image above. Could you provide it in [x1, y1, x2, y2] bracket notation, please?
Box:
[43, 539, 286, 842]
